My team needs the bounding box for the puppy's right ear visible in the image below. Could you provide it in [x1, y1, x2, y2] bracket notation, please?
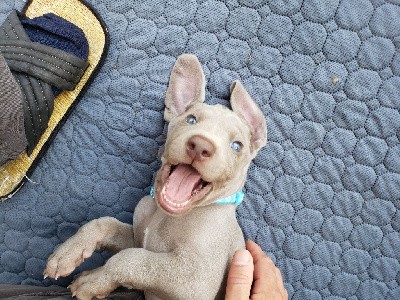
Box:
[230, 81, 267, 153]
[164, 54, 206, 122]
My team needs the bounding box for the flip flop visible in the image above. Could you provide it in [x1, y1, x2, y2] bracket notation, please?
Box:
[0, 0, 109, 199]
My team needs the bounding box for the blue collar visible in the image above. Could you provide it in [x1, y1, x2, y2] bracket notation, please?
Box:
[149, 185, 244, 206]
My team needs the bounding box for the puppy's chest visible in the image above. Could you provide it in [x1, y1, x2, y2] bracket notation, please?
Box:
[135, 210, 183, 252]
[141, 214, 169, 252]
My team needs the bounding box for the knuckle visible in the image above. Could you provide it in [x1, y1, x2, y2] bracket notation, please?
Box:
[272, 290, 284, 300]
[261, 255, 274, 265]
[251, 289, 283, 300]
[227, 272, 253, 285]
[250, 292, 267, 300]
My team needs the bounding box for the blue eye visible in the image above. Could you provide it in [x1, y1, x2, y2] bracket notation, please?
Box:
[231, 141, 242, 152]
[186, 114, 197, 125]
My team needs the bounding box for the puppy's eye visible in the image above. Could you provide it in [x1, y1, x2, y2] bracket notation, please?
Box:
[231, 141, 242, 152]
[186, 114, 197, 125]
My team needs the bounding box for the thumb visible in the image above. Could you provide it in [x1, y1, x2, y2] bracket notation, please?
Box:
[225, 249, 254, 300]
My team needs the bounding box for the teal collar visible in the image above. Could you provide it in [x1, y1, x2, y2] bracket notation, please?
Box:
[149, 185, 244, 206]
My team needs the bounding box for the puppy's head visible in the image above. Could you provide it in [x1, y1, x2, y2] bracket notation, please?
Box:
[154, 54, 267, 215]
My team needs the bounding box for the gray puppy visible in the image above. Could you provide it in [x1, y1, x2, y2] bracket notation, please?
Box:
[44, 54, 267, 300]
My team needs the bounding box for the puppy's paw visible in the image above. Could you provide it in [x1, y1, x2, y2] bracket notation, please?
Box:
[44, 237, 96, 280]
[69, 267, 117, 300]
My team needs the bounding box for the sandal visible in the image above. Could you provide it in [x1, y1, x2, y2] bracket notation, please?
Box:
[0, 0, 109, 199]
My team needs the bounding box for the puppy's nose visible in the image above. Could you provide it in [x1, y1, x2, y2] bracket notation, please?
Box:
[186, 136, 215, 161]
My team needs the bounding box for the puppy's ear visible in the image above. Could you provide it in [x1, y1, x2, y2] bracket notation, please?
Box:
[230, 80, 267, 152]
[164, 54, 206, 122]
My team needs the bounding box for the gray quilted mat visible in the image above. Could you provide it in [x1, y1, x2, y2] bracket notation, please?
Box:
[1, 0, 399, 299]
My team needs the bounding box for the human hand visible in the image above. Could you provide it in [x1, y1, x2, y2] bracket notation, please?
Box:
[225, 240, 288, 300]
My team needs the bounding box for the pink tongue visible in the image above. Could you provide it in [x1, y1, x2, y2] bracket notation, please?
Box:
[166, 164, 202, 203]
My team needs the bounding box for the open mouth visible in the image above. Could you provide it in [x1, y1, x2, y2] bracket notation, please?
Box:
[157, 164, 212, 214]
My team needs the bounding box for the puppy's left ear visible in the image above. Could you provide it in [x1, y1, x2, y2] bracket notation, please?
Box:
[164, 54, 206, 122]
[230, 80, 267, 152]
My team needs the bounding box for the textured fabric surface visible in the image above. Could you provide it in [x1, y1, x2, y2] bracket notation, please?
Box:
[0, 0, 399, 299]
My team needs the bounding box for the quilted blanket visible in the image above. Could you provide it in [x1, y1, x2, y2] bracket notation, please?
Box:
[0, 0, 399, 299]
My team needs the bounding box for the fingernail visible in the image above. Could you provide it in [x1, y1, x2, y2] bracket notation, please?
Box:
[232, 249, 251, 266]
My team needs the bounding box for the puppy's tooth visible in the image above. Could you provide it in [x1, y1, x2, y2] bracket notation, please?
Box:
[55, 273, 59, 280]
[72, 291, 76, 297]
[43, 273, 48, 279]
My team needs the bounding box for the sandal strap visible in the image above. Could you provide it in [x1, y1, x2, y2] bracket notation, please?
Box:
[13, 71, 54, 154]
[0, 39, 88, 90]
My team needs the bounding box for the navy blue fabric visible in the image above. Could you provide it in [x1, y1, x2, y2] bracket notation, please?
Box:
[0, 1, 399, 299]
[21, 13, 89, 60]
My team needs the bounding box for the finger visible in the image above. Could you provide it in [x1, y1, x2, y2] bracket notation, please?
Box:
[274, 267, 287, 299]
[246, 241, 285, 299]
[225, 249, 254, 300]
[245, 240, 265, 265]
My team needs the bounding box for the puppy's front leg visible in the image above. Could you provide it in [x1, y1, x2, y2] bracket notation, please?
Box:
[45, 217, 133, 279]
[70, 247, 220, 300]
